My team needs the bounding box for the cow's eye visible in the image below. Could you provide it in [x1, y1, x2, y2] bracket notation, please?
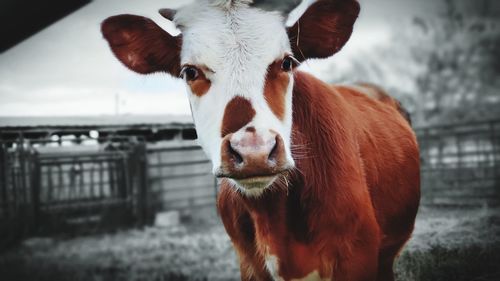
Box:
[281, 55, 299, 72]
[180, 66, 199, 81]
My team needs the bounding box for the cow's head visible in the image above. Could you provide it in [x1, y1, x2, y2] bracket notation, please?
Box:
[101, 0, 359, 196]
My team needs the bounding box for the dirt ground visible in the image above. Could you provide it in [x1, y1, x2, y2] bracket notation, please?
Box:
[1, 205, 499, 281]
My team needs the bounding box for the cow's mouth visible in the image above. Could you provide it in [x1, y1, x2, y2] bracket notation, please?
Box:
[216, 169, 291, 191]
[233, 174, 278, 190]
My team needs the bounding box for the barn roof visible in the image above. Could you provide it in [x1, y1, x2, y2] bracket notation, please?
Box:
[0, 115, 193, 129]
[0, 115, 197, 142]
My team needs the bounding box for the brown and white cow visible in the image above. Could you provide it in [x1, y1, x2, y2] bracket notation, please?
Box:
[101, 0, 420, 280]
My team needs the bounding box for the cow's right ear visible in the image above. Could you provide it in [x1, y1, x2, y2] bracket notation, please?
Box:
[101, 14, 182, 76]
[287, 0, 360, 62]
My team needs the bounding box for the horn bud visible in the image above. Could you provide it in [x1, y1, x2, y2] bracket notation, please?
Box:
[159, 8, 176, 21]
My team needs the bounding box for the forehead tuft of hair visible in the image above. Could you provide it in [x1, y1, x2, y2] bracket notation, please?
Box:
[211, 0, 253, 9]
[174, 0, 285, 33]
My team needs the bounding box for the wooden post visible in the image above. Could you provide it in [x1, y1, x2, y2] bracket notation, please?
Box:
[119, 152, 129, 200]
[30, 151, 41, 234]
[99, 162, 104, 199]
[108, 158, 116, 197]
[135, 142, 149, 226]
[18, 138, 28, 209]
[0, 142, 8, 218]
[490, 121, 499, 198]
[18, 136, 34, 236]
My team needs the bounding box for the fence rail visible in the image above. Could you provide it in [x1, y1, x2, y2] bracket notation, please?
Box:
[415, 119, 500, 207]
[0, 139, 151, 249]
[147, 144, 217, 214]
[1, 119, 499, 246]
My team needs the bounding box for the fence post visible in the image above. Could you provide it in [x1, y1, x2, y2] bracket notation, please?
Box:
[108, 157, 116, 197]
[17, 137, 34, 237]
[0, 142, 7, 218]
[135, 142, 150, 226]
[490, 121, 499, 197]
[119, 153, 129, 200]
[30, 151, 41, 234]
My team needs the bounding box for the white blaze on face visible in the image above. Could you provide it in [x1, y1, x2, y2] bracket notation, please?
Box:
[173, 0, 294, 172]
[102, 0, 360, 182]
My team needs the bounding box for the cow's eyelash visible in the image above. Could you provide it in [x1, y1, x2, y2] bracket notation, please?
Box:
[180, 64, 215, 75]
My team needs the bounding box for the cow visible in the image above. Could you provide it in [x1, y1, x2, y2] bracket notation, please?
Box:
[101, 0, 420, 280]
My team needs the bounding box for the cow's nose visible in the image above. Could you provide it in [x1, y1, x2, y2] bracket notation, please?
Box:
[219, 130, 287, 179]
[229, 132, 277, 165]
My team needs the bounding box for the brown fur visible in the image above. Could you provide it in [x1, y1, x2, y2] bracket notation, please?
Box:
[221, 96, 256, 137]
[187, 66, 212, 97]
[218, 71, 420, 281]
[101, 2, 420, 280]
[358, 83, 412, 125]
[287, 0, 360, 61]
[101, 15, 181, 76]
[264, 60, 289, 120]
[339, 83, 412, 124]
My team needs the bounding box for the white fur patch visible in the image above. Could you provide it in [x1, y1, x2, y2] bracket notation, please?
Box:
[291, 271, 329, 281]
[265, 255, 328, 281]
[211, 0, 253, 10]
[172, 0, 295, 182]
[265, 254, 282, 280]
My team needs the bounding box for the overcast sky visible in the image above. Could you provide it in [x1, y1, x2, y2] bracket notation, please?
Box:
[0, 0, 444, 117]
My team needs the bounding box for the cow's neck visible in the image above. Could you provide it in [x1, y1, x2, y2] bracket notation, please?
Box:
[291, 71, 367, 228]
[242, 71, 367, 242]
[236, 71, 370, 277]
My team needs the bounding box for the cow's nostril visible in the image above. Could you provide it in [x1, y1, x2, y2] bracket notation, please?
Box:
[228, 142, 244, 165]
[268, 136, 280, 162]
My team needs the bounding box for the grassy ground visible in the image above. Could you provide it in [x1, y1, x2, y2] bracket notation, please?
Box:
[0, 206, 499, 281]
[395, 206, 500, 281]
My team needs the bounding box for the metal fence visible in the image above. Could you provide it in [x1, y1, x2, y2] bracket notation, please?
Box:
[416, 119, 500, 207]
[1, 119, 499, 246]
[0, 139, 151, 249]
[147, 144, 217, 214]
[0, 141, 36, 245]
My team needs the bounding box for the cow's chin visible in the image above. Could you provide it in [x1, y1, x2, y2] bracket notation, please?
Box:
[231, 175, 278, 197]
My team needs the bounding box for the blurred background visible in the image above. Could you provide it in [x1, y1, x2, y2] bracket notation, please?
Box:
[0, 0, 499, 280]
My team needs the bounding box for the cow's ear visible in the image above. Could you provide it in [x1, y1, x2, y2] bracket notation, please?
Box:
[287, 0, 360, 62]
[101, 14, 182, 76]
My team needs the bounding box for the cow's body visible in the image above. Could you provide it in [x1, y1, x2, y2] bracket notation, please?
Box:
[218, 72, 420, 281]
[101, 1, 420, 280]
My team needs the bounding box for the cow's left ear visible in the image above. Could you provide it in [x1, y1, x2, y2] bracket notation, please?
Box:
[287, 0, 360, 62]
[101, 14, 182, 76]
